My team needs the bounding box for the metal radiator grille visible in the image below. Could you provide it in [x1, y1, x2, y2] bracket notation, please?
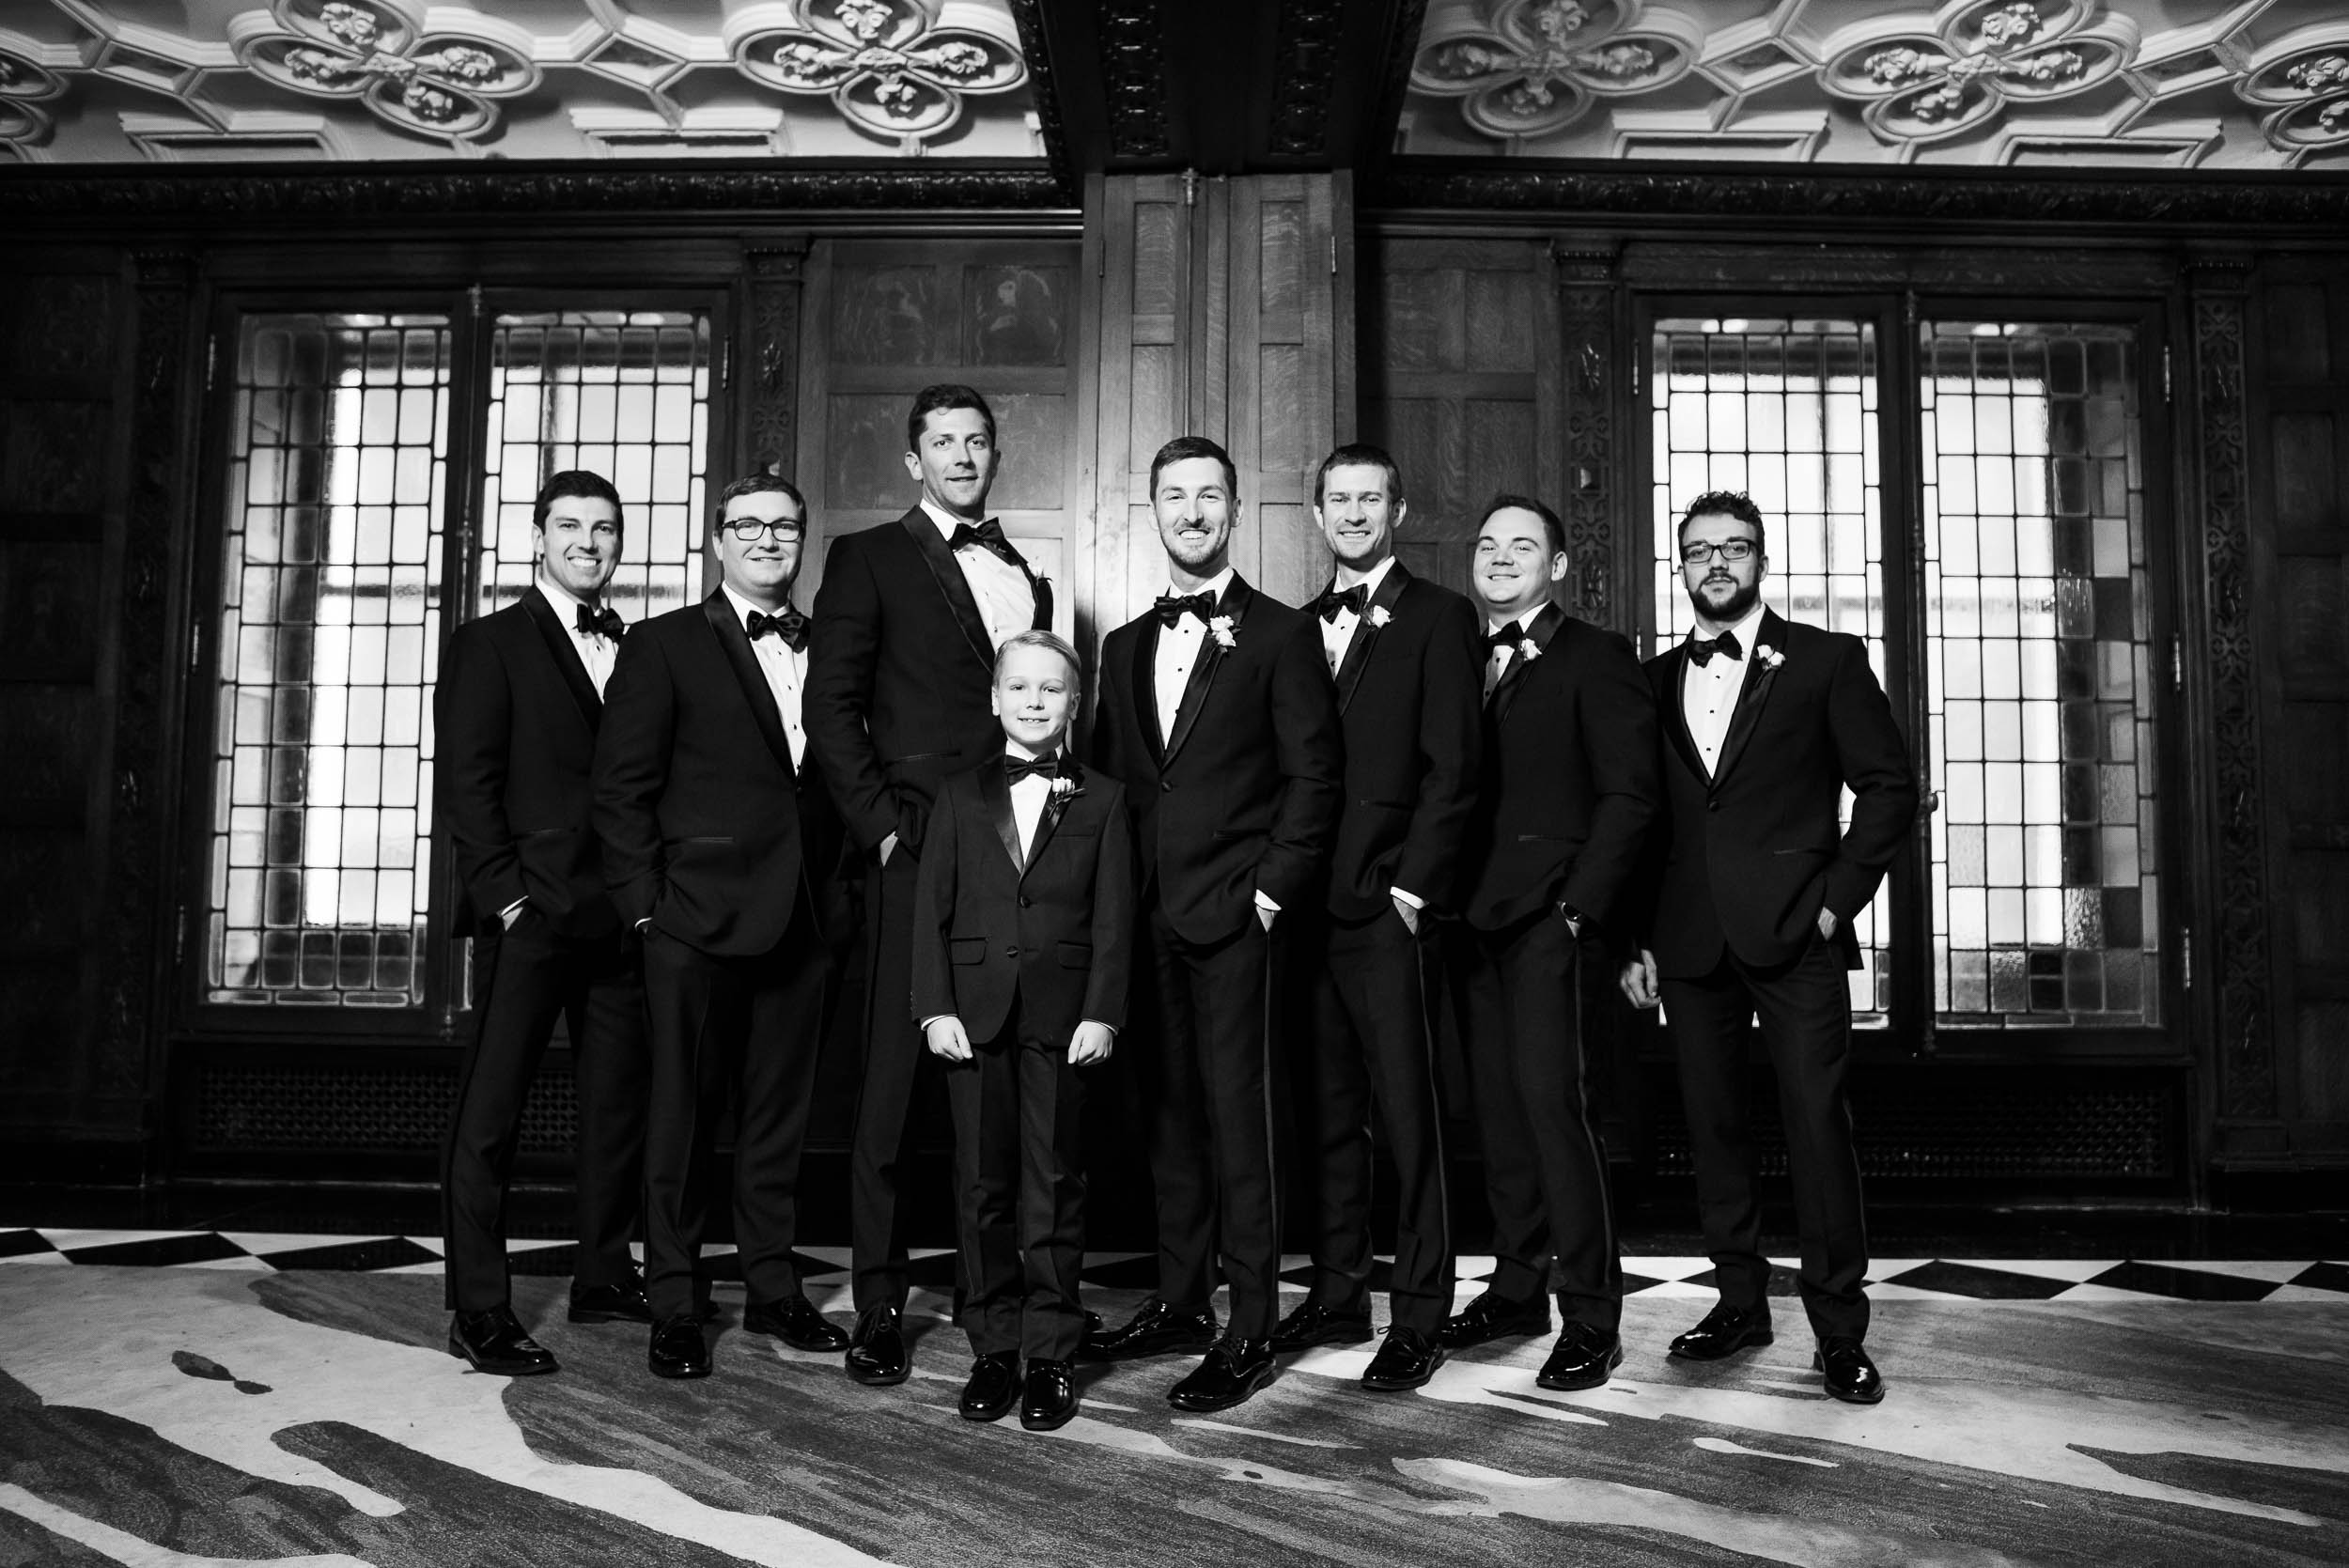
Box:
[193, 1063, 576, 1155]
[1650, 1082, 2172, 1179]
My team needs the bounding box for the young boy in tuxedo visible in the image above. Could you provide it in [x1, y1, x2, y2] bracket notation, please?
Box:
[912, 630, 1133, 1432]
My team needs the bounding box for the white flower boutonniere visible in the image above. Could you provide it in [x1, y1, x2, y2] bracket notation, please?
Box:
[1208, 614, 1237, 650]
[1754, 644, 1786, 671]
[1369, 605, 1393, 629]
[1517, 637, 1542, 663]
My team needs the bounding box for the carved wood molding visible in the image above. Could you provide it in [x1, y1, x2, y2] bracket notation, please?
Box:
[1370, 164, 2349, 229]
[1619, 244, 2178, 294]
[0, 164, 1070, 224]
[1554, 241, 1618, 627]
[2186, 257, 2276, 1121]
[1003, 0, 1075, 195]
[746, 241, 811, 478]
[1268, 1, 1346, 158]
[1097, 2, 1171, 160]
[1365, 0, 1430, 171]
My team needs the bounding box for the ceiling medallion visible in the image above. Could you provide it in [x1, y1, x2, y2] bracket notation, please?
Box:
[1410, 0, 1698, 139]
[229, 0, 539, 143]
[2237, 30, 2349, 153]
[0, 44, 64, 152]
[732, 0, 1026, 148]
[1821, 0, 2136, 144]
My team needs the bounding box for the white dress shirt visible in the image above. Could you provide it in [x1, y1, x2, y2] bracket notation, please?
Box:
[922, 497, 1036, 650]
[1153, 566, 1234, 747]
[1484, 607, 1541, 697]
[720, 582, 809, 768]
[1318, 553, 1396, 675]
[1681, 600, 1767, 777]
[533, 576, 617, 698]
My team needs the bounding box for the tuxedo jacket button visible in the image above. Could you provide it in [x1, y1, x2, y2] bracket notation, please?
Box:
[1005, 944, 1021, 957]
[1160, 780, 1173, 792]
[1019, 895, 1033, 908]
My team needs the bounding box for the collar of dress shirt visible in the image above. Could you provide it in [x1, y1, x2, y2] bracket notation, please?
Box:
[1164, 566, 1237, 609]
[534, 573, 602, 626]
[1004, 744, 1066, 766]
[1331, 552, 1397, 598]
[1486, 603, 1545, 641]
[718, 580, 796, 637]
[1693, 599, 1768, 662]
[921, 496, 992, 540]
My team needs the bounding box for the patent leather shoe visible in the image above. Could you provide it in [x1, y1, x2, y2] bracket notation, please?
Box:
[846, 1304, 910, 1386]
[646, 1313, 710, 1379]
[568, 1271, 653, 1325]
[959, 1350, 1020, 1421]
[744, 1294, 850, 1352]
[1438, 1288, 1551, 1348]
[1079, 1296, 1220, 1362]
[1535, 1323, 1623, 1391]
[1166, 1335, 1277, 1413]
[1669, 1302, 1775, 1362]
[447, 1307, 557, 1376]
[1816, 1338, 1885, 1405]
[1019, 1358, 1079, 1431]
[1269, 1299, 1374, 1354]
[1361, 1327, 1445, 1392]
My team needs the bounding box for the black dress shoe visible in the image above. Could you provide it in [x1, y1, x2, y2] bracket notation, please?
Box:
[846, 1304, 910, 1386]
[1361, 1327, 1446, 1392]
[1535, 1323, 1623, 1391]
[1167, 1335, 1277, 1413]
[958, 1350, 1020, 1422]
[1268, 1300, 1375, 1354]
[744, 1294, 850, 1352]
[1669, 1302, 1774, 1362]
[1019, 1358, 1079, 1431]
[447, 1307, 558, 1376]
[1816, 1337, 1885, 1405]
[568, 1274, 653, 1325]
[1079, 1297, 1220, 1362]
[1439, 1288, 1552, 1348]
[647, 1314, 710, 1379]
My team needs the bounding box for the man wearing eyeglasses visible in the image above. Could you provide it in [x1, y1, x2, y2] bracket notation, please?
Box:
[1618, 490, 1916, 1406]
[593, 474, 851, 1379]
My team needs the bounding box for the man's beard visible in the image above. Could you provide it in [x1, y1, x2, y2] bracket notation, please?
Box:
[1691, 573, 1760, 624]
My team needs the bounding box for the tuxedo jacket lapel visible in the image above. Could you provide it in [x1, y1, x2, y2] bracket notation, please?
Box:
[1331, 561, 1409, 714]
[900, 508, 997, 675]
[1709, 607, 1787, 788]
[1163, 576, 1247, 768]
[700, 592, 797, 778]
[1131, 615, 1167, 768]
[979, 757, 1024, 874]
[521, 587, 601, 734]
[1020, 759, 1075, 879]
[1660, 645, 1707, 782]
[1489, 601, 1563, 730]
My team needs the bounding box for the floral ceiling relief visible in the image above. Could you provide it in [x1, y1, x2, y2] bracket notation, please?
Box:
[1411, 0, 1701, 141]
[229, 0, 537, 144]
[0, 44, 66, 155]
[2237, 30, 2349, 154]
[731, 0, 1027, 149]
[1820, 0, 2138, 145]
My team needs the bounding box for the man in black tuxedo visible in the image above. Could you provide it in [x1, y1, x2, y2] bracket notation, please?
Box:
[1619, 490, 1916, 1405]
[1441, 495, 1659, 1393]
[807, 383, 1055, 1386]
[593, 474, 851, 1380]
[438, 470, 648, 1375]
[1274, 444, 1481, 1392]
[1082, 435, 1343, 1414]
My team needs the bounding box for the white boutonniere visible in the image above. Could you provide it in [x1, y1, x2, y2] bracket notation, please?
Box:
[1208, 614, 1237, 650]
[1045, 763, 1084, 827]
[1517, 637, 1542, 662]
[1369, 605, 1392, 628]
[1754, 644, 1786, 671]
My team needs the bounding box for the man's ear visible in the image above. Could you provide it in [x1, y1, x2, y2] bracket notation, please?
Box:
[1548, 551, 1570, 583]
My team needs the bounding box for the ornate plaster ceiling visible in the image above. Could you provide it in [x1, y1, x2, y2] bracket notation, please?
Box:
[1401, 0, 2349, 168]
[0, 0, 1043, 163]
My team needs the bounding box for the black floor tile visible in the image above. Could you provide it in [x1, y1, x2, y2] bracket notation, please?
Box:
[1878, 1261, 2073, 1300]
[2289, 1261, 2349, 1294]
[1683, 1265, 1803, 1296]
[0, 1228, 55, 1259]
[259, 1236, 441, 1272]
[505, 1243, 582, 1278]
[2085, 1261, 2278, 1301]
[63, 1233, 247, 1267]
[1620, 1271, 1667, 1295]
[1077, 1254, 1160, 1289]
[903, 1252, 960, 1288]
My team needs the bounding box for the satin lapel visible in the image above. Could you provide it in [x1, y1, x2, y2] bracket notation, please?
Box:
[1332, 561, 1409, 715]
[1131, 614, 1166, 768]
[1660, 645, 1706, 781]
[1489, 601, 1563, 730]
[700, 593, 796, 778]
[1709, 608, 1787, 789]
[1030, 571, 1054, 631]
[900, 508, 995, 674]
[980, 758, 1023, 874]
[1020, 759, 1074, 881]
[520, 588, 601, 733]
[1163, 576, 1245, 769]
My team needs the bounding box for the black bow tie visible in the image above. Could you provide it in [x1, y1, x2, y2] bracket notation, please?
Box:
[746, 606, 808, 651]
[1004, 753, 1067, 786]
[1313, 583, 1370, 623]
[1155, 591, 1217, 628]
[1688, 629, 1742, 667]
[947, 518, 1025, 570]
[575, 603, 624, 642]
[1485, 625, 1523, 654]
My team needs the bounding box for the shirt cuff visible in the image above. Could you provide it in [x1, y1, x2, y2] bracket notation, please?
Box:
[1389, 887, 1424, 910]
[919, 1015, 953, 1032]
[1253, 889, 1281, 913]
[1080, 1019, 1117, 1036]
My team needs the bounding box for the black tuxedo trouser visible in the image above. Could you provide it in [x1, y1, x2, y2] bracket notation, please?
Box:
[443, 913, 646, 1313]
[1292, 909, 1453, 1333]
[1138, 907, 1283, 1341]
[850, 846, 954, 1312]
[641, 892, 831, 1322]
[946, 1001, 1089, 1362]
[1661, 938, 1870, 1342]
[1455, 912, 1622, 1331]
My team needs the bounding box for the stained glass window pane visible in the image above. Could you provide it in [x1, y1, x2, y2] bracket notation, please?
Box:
[1921, 321, 2158, 1027]
[205, 314, 451, 1006]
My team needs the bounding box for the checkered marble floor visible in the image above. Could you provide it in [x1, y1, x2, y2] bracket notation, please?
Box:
[6, 1228, 2343, 1304]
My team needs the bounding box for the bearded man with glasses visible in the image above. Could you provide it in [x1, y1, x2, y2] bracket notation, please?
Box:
[1617, 491, 1916, 1406]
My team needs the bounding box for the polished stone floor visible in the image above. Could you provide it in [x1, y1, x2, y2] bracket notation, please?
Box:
[2, 1233, 2345, 1567]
